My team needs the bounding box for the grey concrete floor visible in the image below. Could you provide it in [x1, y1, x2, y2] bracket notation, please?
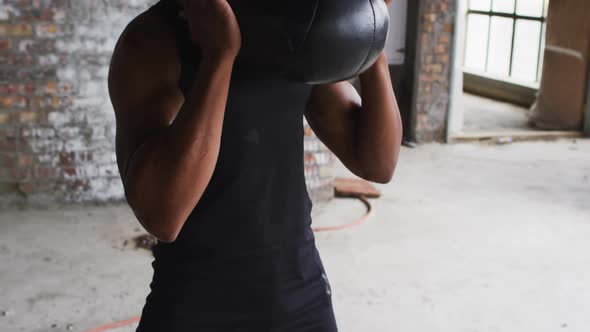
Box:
[463, 93, 534, 133]
[1, 139, 590, 332]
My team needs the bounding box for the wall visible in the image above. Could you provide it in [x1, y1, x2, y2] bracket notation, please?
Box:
[0, 0, 334, 208]
[411, 0, 457, 142]
[529, 0, 590, 130]
[384, 0, 407, 66]
[585, 62, 590, 136]
[446, 0, 466, 138]
[304, 119, 334, 203]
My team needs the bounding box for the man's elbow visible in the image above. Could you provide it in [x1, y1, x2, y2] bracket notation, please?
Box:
[152, 227, 180, 243]
[126, 191, 182, 243]
[369, 168, 395, 184]
[123, 175, 185, 243]
[137, 214, 182, 244]
[363, 160, 397, 184]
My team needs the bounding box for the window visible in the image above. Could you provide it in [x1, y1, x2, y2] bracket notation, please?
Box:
[464, 0, 549, 85]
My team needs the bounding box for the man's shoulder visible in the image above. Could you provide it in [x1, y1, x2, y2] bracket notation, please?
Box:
[114, 8, 178, 66]
[108, 8, 181, 109]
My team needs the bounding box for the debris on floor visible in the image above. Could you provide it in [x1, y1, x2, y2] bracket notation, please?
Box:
[1, 309, 15, 317]
[496, 137, 513, 145]
[133, 234, 157, 252]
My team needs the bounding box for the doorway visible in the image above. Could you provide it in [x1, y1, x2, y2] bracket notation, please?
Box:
[447, 0, 582, 141]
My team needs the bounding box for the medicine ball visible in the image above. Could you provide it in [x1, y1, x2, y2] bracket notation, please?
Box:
[228, 0, 390, 84]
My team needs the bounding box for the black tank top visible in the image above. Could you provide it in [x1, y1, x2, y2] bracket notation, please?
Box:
[148, 0, 317, 277]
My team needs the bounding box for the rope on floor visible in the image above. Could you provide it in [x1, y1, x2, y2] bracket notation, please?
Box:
[312, 195, 373, 232]
[85, 317, 140, 332]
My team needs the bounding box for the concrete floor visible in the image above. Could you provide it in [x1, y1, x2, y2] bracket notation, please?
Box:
[463, 93, 534, 133]
[1, 139, 590, 332]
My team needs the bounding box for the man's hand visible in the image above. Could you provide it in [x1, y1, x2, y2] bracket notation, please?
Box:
[181, 0, 241, 61]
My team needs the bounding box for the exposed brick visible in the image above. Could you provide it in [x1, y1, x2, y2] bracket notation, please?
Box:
[62, 166, 76, 177]
[0, 153, 16, 168]
[17, 154, 34, 167]
[0, 83, 36, 95]
[414, 0, 456, 143]
[0, 136, 18, 150]
[439, 34, 451, 44]
[18, 39, 55, 53]
[20, 127, 55, 139]
[0, 68, 57, 81]
[0, 39, 12, 51]
[0, 53, 35, 66]
[11, 166, 31, 180]
[0, 96, 27, 108]
[29, 96, 73, 110]
[16, 8, 64, 22]
[0, 0, 335, 205]
[37, 81, 58, 95]
[434, 44, 447, 54]
[17, 181, 56, 196]
[38, 54, 67, 66]
[19, 111, 38, 123]
[443, 22, 454, 33]
[0, 113, 13, 124]
[65, 179, 91, 192]
[33, 165, 61, 179]
[36, 153, 59, 165]
[1, 127, 19, 139]
[0, 23, 34, 37]
[66, 155, 96, 169]
[26, 81, 73, 96]
[56, 82, 74, 95]
[35, 23, 59, 37]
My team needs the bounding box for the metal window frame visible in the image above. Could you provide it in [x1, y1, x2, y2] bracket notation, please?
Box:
[466, 0, 548, 83]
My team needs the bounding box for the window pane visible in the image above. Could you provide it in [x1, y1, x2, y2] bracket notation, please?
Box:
[492, 0, 515, 13]
[464, 14, 490, 71]
[487, 17, 514, 76]
[469, 0, 491, 11]
[511, 19, 542, 82]
[516, 0, 544, 17]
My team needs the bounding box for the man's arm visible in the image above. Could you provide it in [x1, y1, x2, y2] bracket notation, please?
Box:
[108, 2, 240, 243]
[304, 51, 403, 184]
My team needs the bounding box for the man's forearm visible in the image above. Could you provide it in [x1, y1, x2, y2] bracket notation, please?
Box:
[356, 51, 403, 182]
[167, 54, 234, 155]
[125, 55, 235, 242]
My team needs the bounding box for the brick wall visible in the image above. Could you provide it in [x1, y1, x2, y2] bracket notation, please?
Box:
[0, 0, 334, 208]
[304, 119, 334, 203]
[413, 0, 456, 142]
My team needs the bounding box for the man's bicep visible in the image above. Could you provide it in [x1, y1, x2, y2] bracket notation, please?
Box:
[305, 81, 361, 133]
[108, 48, 182, 183]
[304, 82, 361, 162]
[109, 20, 185, 172]
[112, 81, 182, 182]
